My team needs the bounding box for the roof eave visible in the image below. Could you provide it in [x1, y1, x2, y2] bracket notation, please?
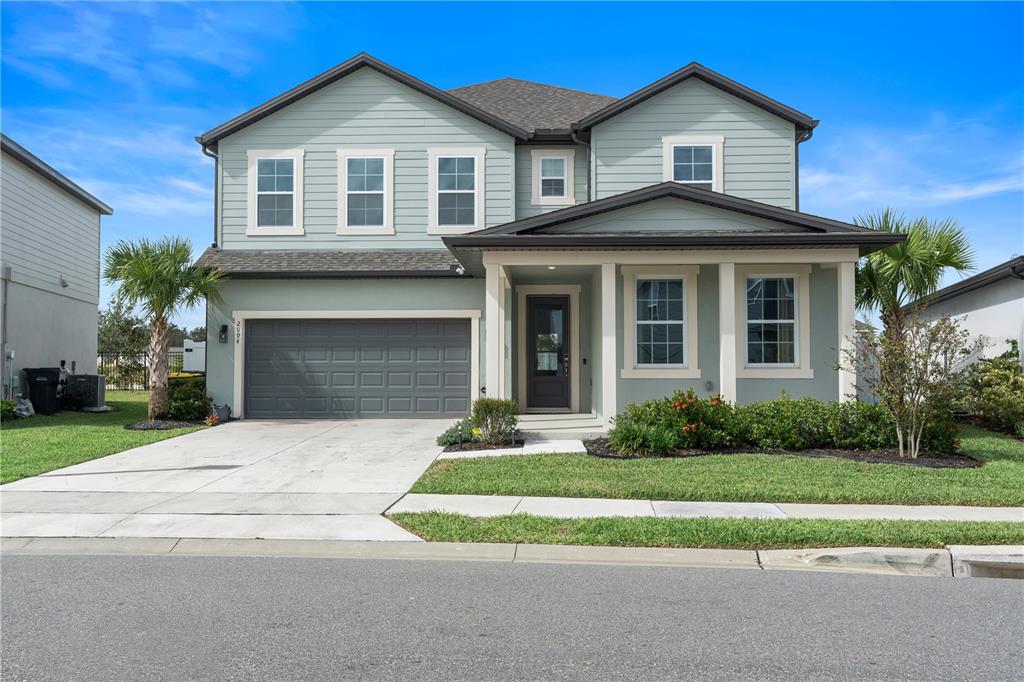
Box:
[1, 134, 113, 215]
[444, 232, 903, 253]
[197, 53, 530, 146]
[902, 256, 1024, 312]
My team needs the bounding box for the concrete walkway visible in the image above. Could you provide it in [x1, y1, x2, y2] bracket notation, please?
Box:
[389, 493, 1024, 522]
[1, 419, 450, 542]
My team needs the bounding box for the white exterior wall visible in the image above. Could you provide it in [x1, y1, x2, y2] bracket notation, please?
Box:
[917, 277, 1024, 366]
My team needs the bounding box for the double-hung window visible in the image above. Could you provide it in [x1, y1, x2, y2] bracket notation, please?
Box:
[622, 266, 700, 378]
[428, 147, 485, 233]
[661, 135, 723, 192]
[337, 149, 394, 235]
[745, 276, 796, 365]
[636, 278, 686, 366]
[530, 149, 576, 206]
[247, 149, 304, 235]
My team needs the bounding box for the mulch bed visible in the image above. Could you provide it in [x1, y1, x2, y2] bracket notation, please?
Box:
[442, 441, 524, 453]
[583, 438, 982, 469]
[124, 420, 203, 431]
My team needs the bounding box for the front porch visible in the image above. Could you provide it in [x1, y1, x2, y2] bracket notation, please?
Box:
[484, 249, 858, 426]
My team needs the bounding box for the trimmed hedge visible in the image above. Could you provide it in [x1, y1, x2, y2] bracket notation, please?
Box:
[167, 375, 212, 421]
[608, 389, 959, 457]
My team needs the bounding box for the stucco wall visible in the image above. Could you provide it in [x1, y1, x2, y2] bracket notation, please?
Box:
[916, 277, 1024, 364]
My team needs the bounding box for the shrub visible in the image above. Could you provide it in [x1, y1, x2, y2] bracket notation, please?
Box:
[735, 396, 829, 450]
[960, 341, 1024, 433]
[469, 398, 519, 445]
[167, 375, 211, 421]
[437, 418, 476, 447]
[0, 400, 15, 420]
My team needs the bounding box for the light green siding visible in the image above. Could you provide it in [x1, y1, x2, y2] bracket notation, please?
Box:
[206, 278, 486, 412]
[513, 145, 589, 219]
[218, 68, 515, 250]
[542, 196, 807, 234]
[591, 79, 797, 208]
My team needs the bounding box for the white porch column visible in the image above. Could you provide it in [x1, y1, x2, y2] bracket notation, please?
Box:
[485, 263, 501, 399]
[601, 263, 617, 424]
[718, 262, 737, 402]
[838, 261, 857, 402]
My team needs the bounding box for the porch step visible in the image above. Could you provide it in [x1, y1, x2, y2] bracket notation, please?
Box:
[518, 413, 607, 440]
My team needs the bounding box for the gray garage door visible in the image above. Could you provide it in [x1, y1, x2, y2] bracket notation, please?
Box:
[244, 318, 471, 418]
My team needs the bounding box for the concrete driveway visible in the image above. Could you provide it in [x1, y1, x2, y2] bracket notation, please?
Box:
[0, 420, 449, 541]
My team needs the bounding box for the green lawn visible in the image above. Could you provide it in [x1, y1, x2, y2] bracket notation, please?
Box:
[410, 426, 1024, 507]
[390, 512, 1024, 549]
[1, 391, 204, 484]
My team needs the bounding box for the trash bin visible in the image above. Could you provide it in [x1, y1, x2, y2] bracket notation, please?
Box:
[23, 367, 62, 415]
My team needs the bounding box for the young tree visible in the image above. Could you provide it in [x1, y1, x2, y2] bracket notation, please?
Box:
[854, 209, 974, 332]
[103, 238, 222, 419]
[97, 296, 149, 356]
[846, 315, 978, 458]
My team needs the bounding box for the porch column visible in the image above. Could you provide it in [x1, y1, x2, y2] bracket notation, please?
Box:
[838, 261, 857, 402]
[601, 263, 617, 424]
[718, 262, 737, 402]
[485, 263, 502, 399]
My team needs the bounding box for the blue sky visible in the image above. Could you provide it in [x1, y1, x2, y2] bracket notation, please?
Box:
[3, 1, 1022, 328]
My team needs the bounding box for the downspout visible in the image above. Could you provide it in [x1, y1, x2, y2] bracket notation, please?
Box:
[570, 124, 592, 202]
[199, 141, 220, 248]
[794, 127, 814, 213]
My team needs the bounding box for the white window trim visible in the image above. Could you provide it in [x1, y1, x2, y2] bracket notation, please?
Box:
[621, 265, 700, 379]
[336, 148, 395, 236]
[661, 134, 724, 192]
[530, 148, 576, 206]
[427, 147, 486, 234]
[735, 264, 813, 379]
[230, 309, 481, 419]
[246, 149, 305, 236]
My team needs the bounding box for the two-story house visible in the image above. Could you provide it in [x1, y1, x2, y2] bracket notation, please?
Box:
[1, 134, 112, 399]
[196, 53, 901, 422]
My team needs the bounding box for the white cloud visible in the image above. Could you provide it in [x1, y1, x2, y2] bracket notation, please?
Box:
[800, 112, 1024, 215]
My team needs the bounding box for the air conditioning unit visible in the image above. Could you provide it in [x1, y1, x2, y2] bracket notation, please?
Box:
[67, 374, 106, 409]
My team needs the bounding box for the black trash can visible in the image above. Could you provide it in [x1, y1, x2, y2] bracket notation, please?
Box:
[23, 368, 62, 415]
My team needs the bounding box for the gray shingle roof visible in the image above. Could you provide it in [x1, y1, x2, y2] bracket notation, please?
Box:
[448, 78, 616, 132]
[195, 248, 462, 278]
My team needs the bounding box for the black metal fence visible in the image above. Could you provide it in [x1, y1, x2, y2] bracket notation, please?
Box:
[97, 351, 185, 390]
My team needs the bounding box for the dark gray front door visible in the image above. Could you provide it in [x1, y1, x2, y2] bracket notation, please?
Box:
[526, 296, 570, 409]
[244, 318, 471, 418]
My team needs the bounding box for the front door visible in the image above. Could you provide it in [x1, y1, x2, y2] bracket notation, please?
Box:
[526, 295, 570, 409]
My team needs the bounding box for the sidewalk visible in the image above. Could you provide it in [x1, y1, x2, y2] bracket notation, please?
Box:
[388, 493, 1024, 522]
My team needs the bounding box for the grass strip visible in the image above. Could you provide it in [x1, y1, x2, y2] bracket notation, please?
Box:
[390, 512, 1024, 550]
[410, 426, 1024, 507]
[1, 391, 204, 484]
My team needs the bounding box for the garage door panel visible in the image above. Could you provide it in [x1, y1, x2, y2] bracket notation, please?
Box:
[245, 318, 471, 418]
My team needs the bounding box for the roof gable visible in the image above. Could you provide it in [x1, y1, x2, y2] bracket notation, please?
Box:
[576, 63, 817, 135]
[1, 134, 112, 215]
[197, 53, 529, 146]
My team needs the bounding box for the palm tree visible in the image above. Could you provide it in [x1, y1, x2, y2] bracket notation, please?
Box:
[854, 209, 975, 331]
[103, 238, 222, 419]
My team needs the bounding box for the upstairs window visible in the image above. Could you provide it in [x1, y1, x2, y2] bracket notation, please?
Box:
[540, 157, 566, 197]
[672, 145, 713, 190]
[428, 147, 485, 233]
[256, 159, 294, 227]
[661, 135, 723, 192]
[746, 276, 796, 365]
[346, 157, 384, 226]
[247, 149, 304, 235]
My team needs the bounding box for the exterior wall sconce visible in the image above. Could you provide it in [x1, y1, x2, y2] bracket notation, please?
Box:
[219, 325, 229, 343]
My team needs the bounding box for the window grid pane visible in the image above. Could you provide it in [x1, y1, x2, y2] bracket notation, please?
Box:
[636, 278, 685, 366]
[672, 145, 714, 190]
[437, 156, 476, 226]
[346, 156, 385, 227]
[256, 158, 295, 227]
[746, 276, 796, 365]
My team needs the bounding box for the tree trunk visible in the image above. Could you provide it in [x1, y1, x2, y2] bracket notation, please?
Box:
[148, 315, 170, 420]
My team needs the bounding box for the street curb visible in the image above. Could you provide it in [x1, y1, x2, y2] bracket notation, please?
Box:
[3, 537, 1022, 578]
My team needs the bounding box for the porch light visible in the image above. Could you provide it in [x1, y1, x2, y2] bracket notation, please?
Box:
[547, 266, 556, 270]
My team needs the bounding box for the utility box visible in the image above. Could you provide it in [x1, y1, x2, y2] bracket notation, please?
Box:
[183, 339, 206, 373]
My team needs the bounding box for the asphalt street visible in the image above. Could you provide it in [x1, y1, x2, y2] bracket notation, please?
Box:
[2, 553, 1021, 680]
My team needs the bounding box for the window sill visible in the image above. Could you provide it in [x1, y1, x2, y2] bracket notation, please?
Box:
[621, 367, 701, 379]
[531, 196, 575, 207]
[737, 367, 815, 379]
[245, 226, 304, 236]
[427, 225, 480, 235]
[336, 226, 395, 236]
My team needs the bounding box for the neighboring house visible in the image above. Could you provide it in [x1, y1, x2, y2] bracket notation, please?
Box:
[909, 256, 1024, 368]
[0, 134, 112, 399]
[195, 53, 901, 421]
